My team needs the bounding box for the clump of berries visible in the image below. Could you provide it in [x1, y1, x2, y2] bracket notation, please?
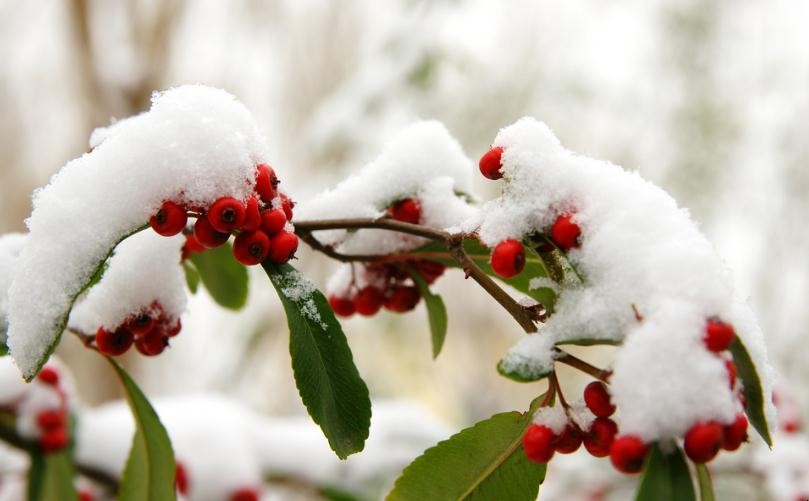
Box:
[94, 301, 180, 358]
[23, 366, 72, 453]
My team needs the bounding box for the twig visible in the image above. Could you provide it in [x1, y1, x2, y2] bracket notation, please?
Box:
[554, 349, 611, 382]
[294, 217, 451, 241]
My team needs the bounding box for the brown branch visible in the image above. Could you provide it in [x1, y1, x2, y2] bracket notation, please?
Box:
[554, 349, 611, 382]
[294, 217, 451, 241]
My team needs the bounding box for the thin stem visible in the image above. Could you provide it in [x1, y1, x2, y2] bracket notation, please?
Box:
[549, 371, 569, 410]
[294, 217, 450, 241]
[554, 349, 611, 382]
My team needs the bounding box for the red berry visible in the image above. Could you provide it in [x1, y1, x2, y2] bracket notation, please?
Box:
[584, 381, 616, 418]
[583, 418, 617, 458]
[37, 367, 60, 386]
[610, 436, 648, 474]
[722, 414, 748, 451]
[704, 320, 735, 352]
[279, 193, 295, 220]
[182, 234, 205, 261]
[260, 208, 287, 235]
[165, 319, 182, 337]
[135, 330, 168, 357]
[268, 231, 298, 265]
[551, 213, 581, 250]
[255, 163, 279, 202]
[726, 360, 737, 389]
[36, 409, 66, 431]
[78, 490, 94, 501]
[39, 428, 69, 453]
[175, 462, 189, 495]
[783, 419, 801, 433]
[126, 313, 154, 337]
[554, 425, 582, 454]
[233, 230, 271, 265]
[479, 146, 504, 180]
[194, 217, 230, 248]
[230, 488, 260, 501]
[684, 422, 723, 463]
[523, 424, 556, 463]
[95, 327, 133, 356]
[384, 286, 421, 313]
[491, 239, 526, 278]
[414, 260, 445, 284]
[150, 201, 187, 237]
[242, 197, 262, 231]
[389, 199, 421, 224]
[329, 295, 356, 317]
[354, 286, 383, 316]
[208, 197, 246, 233]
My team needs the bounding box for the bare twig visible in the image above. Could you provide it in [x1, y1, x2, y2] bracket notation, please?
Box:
[554, 349, 611, 382]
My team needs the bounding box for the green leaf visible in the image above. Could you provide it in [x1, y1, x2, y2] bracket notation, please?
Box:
[407, 270, 448, 358]
[387, 411, 546, 501]
[188, 243, 248, 310]
[107, 358, 176, 501]
[495, 358, 552, 383]
[182, 262, 200, 294]
[635, 444, 695, 501]
[728, 337, 772, 446]
[695, 464, 715, 501]
[26, 451, 78, 501]
[0, 341, 7, 357]
[263, 263, 371, 459]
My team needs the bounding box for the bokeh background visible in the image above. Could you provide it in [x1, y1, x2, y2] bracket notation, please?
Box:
[1, 0, 808, 499]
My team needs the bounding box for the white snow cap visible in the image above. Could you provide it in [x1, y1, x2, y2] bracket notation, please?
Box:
[0, 233, 26, 348]
[476, 117, 774, 442]
[7, 85, 270, 379]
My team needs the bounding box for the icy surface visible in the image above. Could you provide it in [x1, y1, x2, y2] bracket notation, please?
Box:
[7, 85, 270, 379]
[0, 233, 25, 347]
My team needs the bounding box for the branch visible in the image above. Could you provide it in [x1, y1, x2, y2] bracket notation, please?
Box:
[554, 349, 611, 382]
[294, 217, 450, 241]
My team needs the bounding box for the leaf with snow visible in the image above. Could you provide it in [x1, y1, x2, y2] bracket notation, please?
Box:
[27, 450, 79, 501]
[264, 263, 371, 459]
[407, 269, 448, 358]
[728, 337, 772, 446]
[188, 243, 248, 311]
[635, 444, 695, 501]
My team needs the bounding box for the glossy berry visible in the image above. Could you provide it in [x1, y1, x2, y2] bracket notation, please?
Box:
[554, 425, 582, 454]
[233, 230, 271, 265]
[479, 146, 504, 180]
[583, 418, 617, 458]
[182, 234, 205, 260]
[384, 286, 421, 313]
[36, 409, 66, 431]
[37, 367, 60, 386]
[150, 201, 187, 237]
[208, 197, 246, 233]
[389, 198, 421, 224]
[194, 217, 230, 248]
[135, 330, 168, 357]
[584, 381, 616, 418]
[230, 488, 260, 501]
[127, 313, 154, 336]
[726, 360, 737, 389]
[610, 436, 648, 474]
[95, 327, 134, 356]
[551, 213, 581, 250]
[268, 230, 298, 264]
[242, 197, 262, 231]
[255, 163, 279, 202]
[704, 320, 735, 352]
[354, 286, 384, 316]
[39, 428, 69, 453]
[175, 462, 189, 495]
[721, 414, 748, 451]
[280, 193, 295, 220]
[414, 260, 445, 284]
[523, 424, 556, 463]
[491, 239, 526, 278]
[684, 422, 723, 463]
[260, 208, 287, 235]
[329, 295, 356, 317]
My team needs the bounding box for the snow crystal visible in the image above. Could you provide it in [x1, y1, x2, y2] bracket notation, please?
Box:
[566, 399, 596, 432]
[0, 233, 25, 348]
[499, 332, 557, 380]
[276, 268, 327, 330]
[7, 85, 270, 379]
[532, 405, 568, 435]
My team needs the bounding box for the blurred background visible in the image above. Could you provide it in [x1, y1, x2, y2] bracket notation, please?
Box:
[1, 0, 808, 499]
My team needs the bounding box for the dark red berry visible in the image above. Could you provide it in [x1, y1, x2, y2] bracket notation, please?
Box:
[329, 295, 356, 317]
[37, 367, 60, 386]
[583, 418, 617, 458]
[150, 201, 187, 237]
[610, 436, 648, 474]
[233, 230, 271, 265]
[175, 462, 189, 495]
[384, 286, 421, 313]
[78, 490, 94, 501]
[551, 213, 581, 250]
[414, 260, 445, 284]
[684, 422, 723, 463]
[126, 313, 154, 337]
[726, 360, 737, 389]
[491, 239, 526, 278]
[721, 414, 748, 451]
[354, 286, 383, 316]
[165, 319, 182, 337]
[554, 425, 582, 454]
[39, 428, 69, 453]
[242, 197, 262, 231]
[95, 327, 134, 356]
[255, 163, 279, 202]
[135, 330, 168, 357]
[260, 208, 287, 235]
[279, 193, 294, 220]
[36, 409, 66, 431]
[194, 217, 230, 248]
[268, 230, 298, 264]
[523, 424, 556, 463]
[479, 146, 504, 180]
[182, 234, 205, 261]
[705, 320, 735, 352]
[584, 381, 616, 418]
[389, 199, 421, 224]
[230, 488, 260, 501]
[208, 197, 246, 233]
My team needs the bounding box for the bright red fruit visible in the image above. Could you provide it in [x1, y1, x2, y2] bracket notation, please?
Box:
[268, 231, 298, 264]
[491, 239, 526, 278]
[194, 217, 230, 248]
[208, 197, 246, 233]
[166, 319, 182, 337]
[260, 208, 287, 235]
[95, 327, 134, 356]
[523, 424, 556, 463]
[230, 488, 260, 501]
[684, 422, 723, 463]
[78, 490, 95, 501]
[39, 428, 69, 453]
[722, 414, 748, 451]
[36, 409, 66, 431]
[233, 230, 271, 265]
[150, 201, 187, 237]
[280, 193, 295, 220]
[242, 197, 262, 231]
[584, 381, 616, 418]
[37, 367, 60, 386]
[389, 198, 421, 224]
[354, 286, 383, 316]
[583, 418, 617, 458]
[726, 360, 737, 389]
[704, 320, 735, 352]
[182, 234, 205, 261]
[255, 163, 279, 202]
[127, 313, 154, 336]
[384, 286, 421, 313]
[551, 213, 581, 250]
[609, 436, 648, 474]
[414, 260, 445, 284]
[135, 330, 168, 357]
[554, 425, 582, 454]
[175, 462, 189, 495]
[329, 295, 356, 317]
[479, 146, 504, 180]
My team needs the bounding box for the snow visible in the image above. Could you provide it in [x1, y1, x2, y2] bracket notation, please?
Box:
[274, 268, 327, 330]
[7, 85, 270, 380]
[531, 405, 568, 435]
[0, 233, 25, 349]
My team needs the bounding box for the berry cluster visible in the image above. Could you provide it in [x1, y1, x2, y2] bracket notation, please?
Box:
[33, 367, 71, 453]
[94, 301, 180, 358]
[151, 163, 298, 267]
